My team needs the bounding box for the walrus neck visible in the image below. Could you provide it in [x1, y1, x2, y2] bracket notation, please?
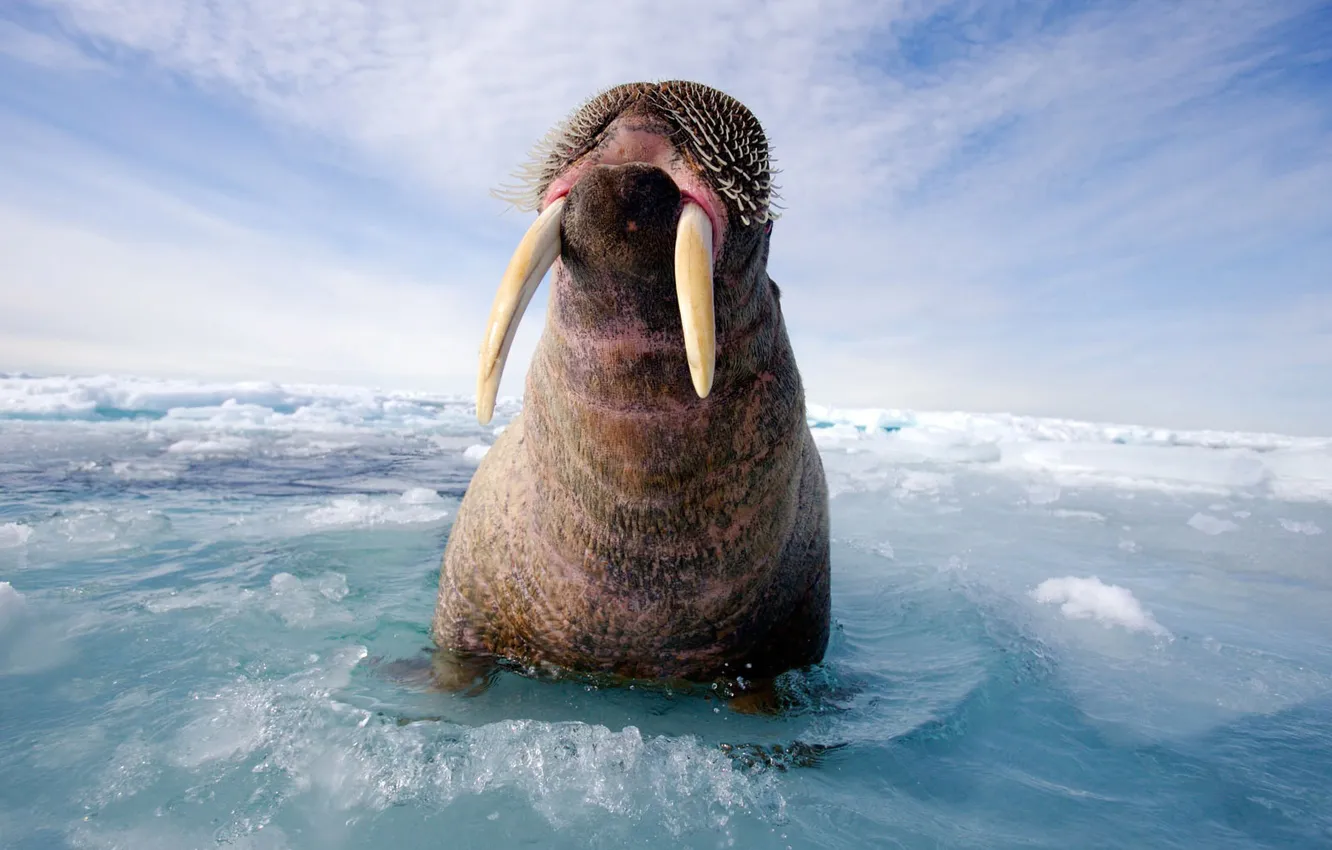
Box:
[539, 258, 773, 399]
[519, 260, 806, 573]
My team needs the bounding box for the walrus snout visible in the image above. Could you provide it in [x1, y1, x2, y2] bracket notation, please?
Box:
[562, 163, 681, 274]
[477, 164, 716, 422]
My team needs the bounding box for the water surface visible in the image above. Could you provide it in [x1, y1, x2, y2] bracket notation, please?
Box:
[2, 375, 1330, 848]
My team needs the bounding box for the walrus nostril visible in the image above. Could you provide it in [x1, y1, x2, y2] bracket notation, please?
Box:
[570, 163, 681, 235]
[614, 164, 679, 216]
[560, 163, 685, 287]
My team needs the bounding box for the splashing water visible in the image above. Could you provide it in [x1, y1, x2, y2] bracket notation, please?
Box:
[3, 375, 1331, 848]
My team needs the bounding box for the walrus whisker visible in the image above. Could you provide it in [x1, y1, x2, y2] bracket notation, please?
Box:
[490, 81, 781, 225]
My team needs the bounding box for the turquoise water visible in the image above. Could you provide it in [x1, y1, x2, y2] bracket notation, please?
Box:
[2, 376, 1331, 848]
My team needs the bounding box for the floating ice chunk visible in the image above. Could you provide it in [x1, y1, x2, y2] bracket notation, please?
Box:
[163, 399, 277, 427]
[890, 426, 1003, 463]
[896, 470, 952, 497]
[269, 571, 348, 602]
[0, 522, 32, 549]
[1050, 509, 1106, 522]
[0, 583, 72, 673]
[173, 684, 269, 769]
[70, 823, 292, 850]
[806, 404, 913, 433]
[268, 572, 351, 627]
[0, 374, 323, 421]
[111, 461, 179, 481]
[0, 581, 25, 622]
[279, 439, 357, 458]
[427, 434, 474, 452]
[270, 572, 302, 594]
[1015, 444, 1268, 493]
[143, 585, 258, 615]
[1265, 449, 1332, 502]
[1188, 513, 1239, 535]
[317, 574, 349, 601]
[155, 647, 777, 836]
[799, 400, 1332, 502]
[1031, 576, 1170, 637]
[400, 487, 444, 504]
[464, 444, 490, 462]
[53, 512, 118, 544]
[166, 436, 253, 456]
[1278, 518, 1323, 535]
[40, 508, 172, 550]
[1026, 480, 1062, 505]
[303, 493, 449, 528]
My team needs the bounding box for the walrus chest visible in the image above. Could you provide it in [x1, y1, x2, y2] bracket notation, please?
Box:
[478, 532, 812, 681]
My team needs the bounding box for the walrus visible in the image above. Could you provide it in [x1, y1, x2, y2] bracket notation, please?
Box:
[431, 81, 830, 702]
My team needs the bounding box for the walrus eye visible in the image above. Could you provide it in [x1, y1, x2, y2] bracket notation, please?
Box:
[476, 197, 566, 425]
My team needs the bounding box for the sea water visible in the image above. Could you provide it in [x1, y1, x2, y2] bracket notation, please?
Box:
[2, 374, 1330, 848]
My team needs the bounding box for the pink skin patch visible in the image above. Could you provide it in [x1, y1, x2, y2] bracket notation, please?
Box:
[539, 124, 727, 260]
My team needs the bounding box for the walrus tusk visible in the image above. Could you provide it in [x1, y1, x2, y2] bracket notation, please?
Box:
[674, 201, 716, 398]
[476, 196, 567, 424]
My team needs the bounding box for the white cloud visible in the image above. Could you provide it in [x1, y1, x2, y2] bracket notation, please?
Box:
[2, 0, 1330, 432]
[0, 175, 534, 394]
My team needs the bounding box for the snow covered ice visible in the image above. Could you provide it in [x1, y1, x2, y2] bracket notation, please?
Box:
[2, 374, 1331, 848]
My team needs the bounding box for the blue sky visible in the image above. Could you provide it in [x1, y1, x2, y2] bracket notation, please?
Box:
[1, 0, 1329, 434]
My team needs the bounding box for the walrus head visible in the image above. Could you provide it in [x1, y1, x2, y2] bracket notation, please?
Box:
[476, 80, 781, 423]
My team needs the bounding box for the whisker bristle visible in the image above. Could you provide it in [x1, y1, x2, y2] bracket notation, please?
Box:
[492, 81, 780, 224]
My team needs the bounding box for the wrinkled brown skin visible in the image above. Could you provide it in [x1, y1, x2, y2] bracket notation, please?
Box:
[431, 103, 830, 694]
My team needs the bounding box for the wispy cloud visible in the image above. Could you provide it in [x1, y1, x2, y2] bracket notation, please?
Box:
[0, 179, 498, 390]
[0, 17, 102, 70]
[2, 1, 1330, 433]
